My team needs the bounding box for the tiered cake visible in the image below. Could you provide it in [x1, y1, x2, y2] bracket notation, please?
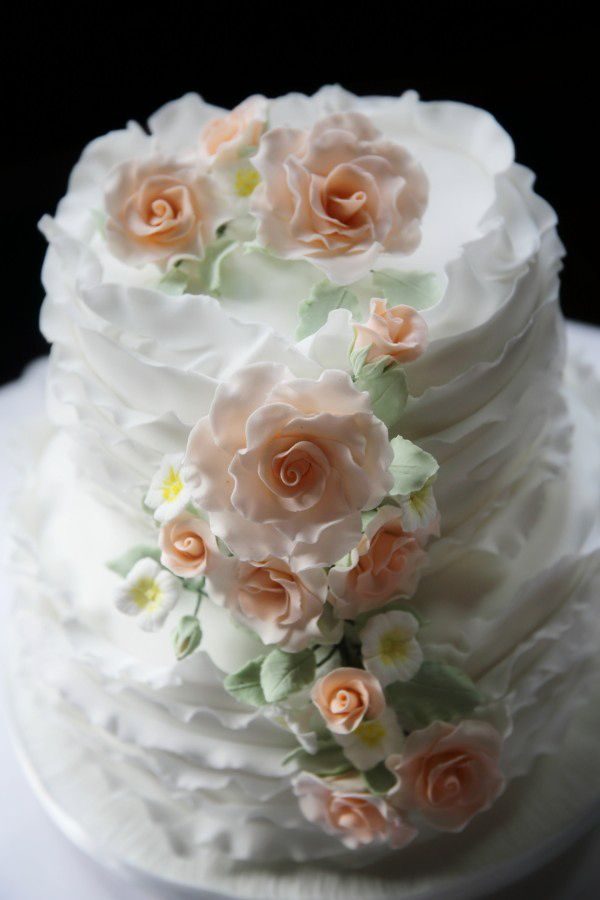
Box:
[8, 86, 600, 898]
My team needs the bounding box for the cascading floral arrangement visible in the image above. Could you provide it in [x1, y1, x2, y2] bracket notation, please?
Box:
[107, 96, 505, 851]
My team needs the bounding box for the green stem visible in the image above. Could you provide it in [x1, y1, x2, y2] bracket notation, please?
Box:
[316, 645, 338, 668]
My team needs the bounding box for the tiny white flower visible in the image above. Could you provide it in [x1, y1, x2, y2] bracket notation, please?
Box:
[145, 453, 193, 523]
[335, 707, 404, 771]
[115, 557, 182, 632]
[361, 610, 423, 688]
[399, 483, 438, 533]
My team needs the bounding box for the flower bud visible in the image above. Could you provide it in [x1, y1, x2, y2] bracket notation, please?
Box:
[172, 615, 202, 660]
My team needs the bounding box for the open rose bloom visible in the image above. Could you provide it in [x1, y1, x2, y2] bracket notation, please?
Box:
[105, 156, 225, 266]
[387, 720, 505, 831]
[251, 112, 429, 283]
[293, 772, 416, 850]
[159, 513, 219, 578]
[210, 556, 327, 651]
[311, 667, 385, 734]
[329, 505, 438, 619]
[184, 362, 393, 568]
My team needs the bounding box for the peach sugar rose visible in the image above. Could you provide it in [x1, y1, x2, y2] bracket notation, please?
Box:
[251, 111, 429, 283]
[311, 667, 385, 734]
[200, 95, 268, 164]
[328, 505, 438, 620]
[293, 772, 416, 850]
[184, 362, 394, 568]
[211, 556, 327, 651]
[104, 156, 224, 266]
[354, 298, 429, 365]
[159, 513, 219, 578]
[386, 720, 505, 831]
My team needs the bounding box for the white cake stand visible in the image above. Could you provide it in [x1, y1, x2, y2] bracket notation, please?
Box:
[2, 327, 600, 900]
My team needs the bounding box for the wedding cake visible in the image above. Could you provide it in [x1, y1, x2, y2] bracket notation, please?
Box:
[8, 86, 600, 898]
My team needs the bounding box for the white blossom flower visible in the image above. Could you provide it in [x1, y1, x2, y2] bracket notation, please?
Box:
[335, 707, 404, 771]
[145, 453, 193, 523]
[114, 557, 182, 632]
[398, 483, 439, 534]
[361, 610, 423, 687]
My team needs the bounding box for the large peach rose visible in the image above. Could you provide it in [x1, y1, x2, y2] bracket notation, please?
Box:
[184, 363, 394, 568]
[293, 772, 416, 849]
[251, 112, 428, 284]
[210, 555, 327, 651]
[311, 667, 385, 734]
[386, 720, 505, 831]
[354, 298, 429, 364]
[200, 95, 268, 165]
[328, 506, 437, 620]
[159, 513, 219, 578]
[104, 156, 225, 266]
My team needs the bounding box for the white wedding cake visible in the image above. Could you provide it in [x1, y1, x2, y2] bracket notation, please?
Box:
[8, 86, 600, 898]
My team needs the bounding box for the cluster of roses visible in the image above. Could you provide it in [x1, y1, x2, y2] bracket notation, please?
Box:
[107, 96, 504, 851]
[111, 296, 505, 850]
[100, 95, 428, 286]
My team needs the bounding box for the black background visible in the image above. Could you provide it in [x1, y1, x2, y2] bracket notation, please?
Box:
[3, 4, 594, 386]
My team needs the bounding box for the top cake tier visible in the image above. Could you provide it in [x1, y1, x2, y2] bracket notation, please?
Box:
[38, 87, 565, 538]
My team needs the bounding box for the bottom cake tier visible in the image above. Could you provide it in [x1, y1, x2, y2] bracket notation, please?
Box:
[5, 325, 600, 899]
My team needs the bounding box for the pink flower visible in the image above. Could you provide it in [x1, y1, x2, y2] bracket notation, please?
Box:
[354, 299, 429, 365]
[159, 513, 218, 578]
[293, 772, 417, 850]
[251, 112, 428, 284]
[184, 362, 393, 568]
[200, 95, 267, 165]
[329, 506, 437, 620]
[210, 556, 327, 651]
[311, 667, 385, 734]
[104, 156, 224, 266]
[387, 720, 505, 832]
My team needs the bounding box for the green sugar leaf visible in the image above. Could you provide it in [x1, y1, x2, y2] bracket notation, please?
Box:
[385, 661, 482, 731]
[355, 357, 409, 429]
[260, 648, 316, 703]
[224, 656, 268, 707]
[372, 269, 441, 311]
[296, 281, 360, 340]
[389, 436, 439, 498]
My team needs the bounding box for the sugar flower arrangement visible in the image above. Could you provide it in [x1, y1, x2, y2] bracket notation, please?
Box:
[106, 95, 505, 851]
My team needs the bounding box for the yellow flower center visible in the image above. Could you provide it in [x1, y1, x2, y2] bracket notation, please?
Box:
[162, 467, 184, 503]
[131, 577, 163, 611]
[234, 167, 260, 197]
[379, 629, 412, 666]
[354, 719, 386, 747]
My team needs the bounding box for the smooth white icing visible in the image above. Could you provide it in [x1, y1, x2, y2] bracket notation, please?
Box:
[11, 87, 600, 866]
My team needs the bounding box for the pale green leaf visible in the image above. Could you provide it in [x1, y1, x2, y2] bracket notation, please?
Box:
[349, 344, 370, 377]
[159, 266, 188, 296]
[296, 281, 360, 340]
[159, 238, 237, 298]
[224, 656, 268, 707]
[385, 661, 482, 730]
[107, 546, 161, 578]
[372, 269, 441, 311]
[355, 357, 408, 429]
[389, 436, 439, 498]
[362, 762, 396, 795]
[260, 648, 316, 703]
[283, 744, 352, 776]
